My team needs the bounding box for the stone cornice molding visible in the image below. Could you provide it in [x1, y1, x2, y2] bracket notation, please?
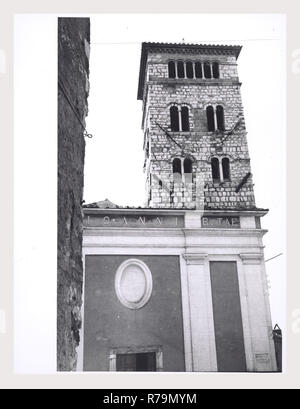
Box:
[239, 253, 263, 265]
[183, 253, 208, 265]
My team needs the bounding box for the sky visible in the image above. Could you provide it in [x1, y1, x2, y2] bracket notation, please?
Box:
[84, 14, 286, 329]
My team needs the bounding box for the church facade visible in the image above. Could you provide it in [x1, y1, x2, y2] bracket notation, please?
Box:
[78, 42, 277, 372]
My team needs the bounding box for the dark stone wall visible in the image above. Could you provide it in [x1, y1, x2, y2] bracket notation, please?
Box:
[57, 17, 90, 371]
[83, 255, 185, 372]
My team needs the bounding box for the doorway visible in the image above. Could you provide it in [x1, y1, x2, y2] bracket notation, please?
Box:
[116, 352, 157, 371]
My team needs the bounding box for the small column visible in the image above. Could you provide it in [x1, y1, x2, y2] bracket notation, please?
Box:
[183, 62, 187, 79]
[213, 107, 218, 132]
[181, 158, 185, 185]
[178, 106, 182, 132]
[219, 158, 224, 182]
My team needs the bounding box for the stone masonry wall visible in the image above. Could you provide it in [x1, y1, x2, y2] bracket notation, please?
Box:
[57, 17, 90, 371]
[142, 50, 256, 210]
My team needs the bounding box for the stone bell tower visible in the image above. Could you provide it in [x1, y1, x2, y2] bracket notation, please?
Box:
[137, 42, 256, 211]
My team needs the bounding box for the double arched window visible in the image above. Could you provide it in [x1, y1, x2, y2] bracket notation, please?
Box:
[206, 105, 225, 131]
[170, 105, 190, 132]
[172, 157, 193, 183]
[211, 157, 231, 183]
[168, 60, 220, 79]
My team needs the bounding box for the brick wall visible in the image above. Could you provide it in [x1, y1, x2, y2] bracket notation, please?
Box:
[57, 17, 90, 371]
[142, 49, 256, 210]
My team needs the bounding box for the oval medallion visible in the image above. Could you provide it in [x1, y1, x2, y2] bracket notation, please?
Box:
[115, 259, 153, 309]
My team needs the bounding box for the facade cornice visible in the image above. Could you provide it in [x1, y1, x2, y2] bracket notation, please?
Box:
[83, 226, 268, 238]
[183, 253, 208, 265]
[183, 228, 268, 237]
[83, 207, 269, 217]
[83, 227, 185, 237]
[147, 79, 242, 87]
[239, 253, 264, 264]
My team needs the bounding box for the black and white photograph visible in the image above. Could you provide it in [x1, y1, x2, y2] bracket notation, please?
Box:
[14, 13, 285, 376]
[56, 14, 285, 373]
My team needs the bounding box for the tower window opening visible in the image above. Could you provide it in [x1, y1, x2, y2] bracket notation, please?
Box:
[222, 158, 230, 181]
[173, 158, 182, 183]
[177, 61, 185, 78]
[204, 62, 212, 79]
[159, 179, 163, 188]
[195, 61, 202, 78]
[184, 158, 193, 183]
[212, 62, 220, 79]
[186, 61, 194, 79]
[184, 158, 192, 174]
[181, 106, 190, 131]
[216, 105, 225, 131]
[206, 106, 215, 131]
[170, 106, 180, 131]
[168, 61, 176, 78]
[173, 158, 182, 174]
[211, 158, 220, 182]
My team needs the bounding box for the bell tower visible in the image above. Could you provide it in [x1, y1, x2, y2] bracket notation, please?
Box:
[137, 42, 256, 211]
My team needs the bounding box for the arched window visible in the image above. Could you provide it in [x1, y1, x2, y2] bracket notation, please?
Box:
[177, 61, 185, 78]
[212, 62, 219, 79]
[184, 158, 193, 183]
[216, 105, 225, 131]
[181, 106, 190, 131]
[186, 61, 194, 79]
[173, 158, 182, 174]
[170, 106, 179, 131]
[222, 158, 230, 181]
[173, 158, 182, 183]
[184, 158, 192, 174]
[168, 61, 176, 78]
[204, 62, 212, 79]
[206, 106, 215, 131]
[211, 158, 220, 182]
[195, 61, 202, 78]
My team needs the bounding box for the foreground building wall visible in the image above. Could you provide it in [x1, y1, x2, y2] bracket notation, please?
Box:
[57, 17, 90, 371]
[79, 208, 277, 372]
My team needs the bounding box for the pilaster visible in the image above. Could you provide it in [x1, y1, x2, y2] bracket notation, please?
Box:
[183, 253, 217, 371]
